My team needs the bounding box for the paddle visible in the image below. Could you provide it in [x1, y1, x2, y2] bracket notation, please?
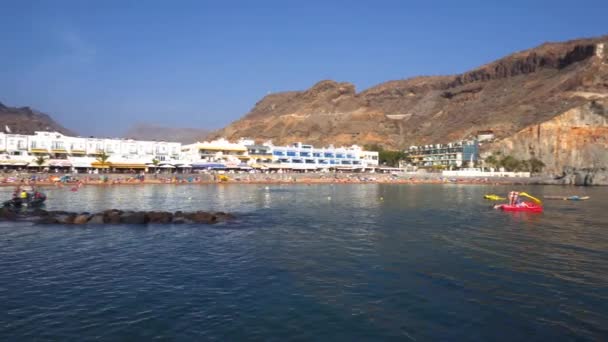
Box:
[519, 192, 542, 204]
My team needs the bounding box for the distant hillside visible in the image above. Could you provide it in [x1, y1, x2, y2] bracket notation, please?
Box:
[0, 102, 75, 135]
[124, 123, 209, 143]
[213, 35, 607, 148]
[210, 35, 608, 172]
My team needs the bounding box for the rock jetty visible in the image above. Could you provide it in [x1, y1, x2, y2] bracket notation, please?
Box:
[0, 208, 234, 225]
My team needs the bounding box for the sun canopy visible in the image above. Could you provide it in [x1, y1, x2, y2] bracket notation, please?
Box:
[191, 163, 226, 169]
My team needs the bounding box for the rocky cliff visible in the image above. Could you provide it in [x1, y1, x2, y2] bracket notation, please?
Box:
[0, 102, 75, 135]
[484, 100, 608, 174]
[213, 35, 608, 170]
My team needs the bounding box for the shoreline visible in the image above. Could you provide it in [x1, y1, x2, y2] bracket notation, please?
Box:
[0, 172, 590, 187]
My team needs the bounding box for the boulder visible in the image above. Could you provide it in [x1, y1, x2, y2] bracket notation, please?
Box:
[119, 211, 149, 224]
[185, 211, 217, 224]
[88, 213, 105, 225]
[73, 214, 91, 225]
[55, 213, 77, 224]
[146, 211, 173, 224]
[214, 211, 235, 221]
[37, 216, 59, 224]
[103, 209, 122, 224]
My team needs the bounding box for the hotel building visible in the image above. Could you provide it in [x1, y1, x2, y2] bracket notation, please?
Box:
[406, 140, 479, 168]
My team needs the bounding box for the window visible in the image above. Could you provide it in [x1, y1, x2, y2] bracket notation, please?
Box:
[313, 152, 321, 157]
[273, 151, 285, 156]
[286, 151, 296, 157]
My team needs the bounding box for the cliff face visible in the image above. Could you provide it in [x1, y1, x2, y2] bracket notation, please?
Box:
[213, 36, 608, 166]
[485, 100, 608, 173]
[0, 102, 75, 135]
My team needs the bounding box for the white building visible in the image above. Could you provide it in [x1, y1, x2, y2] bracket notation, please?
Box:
[260, 142, 378, 170]
[0, 131, 182, 171]
[0, 131, 380, 172]
[182, 138, 254, 168]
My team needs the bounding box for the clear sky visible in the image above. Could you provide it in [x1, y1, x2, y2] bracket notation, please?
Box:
[1, 0, 606, 136]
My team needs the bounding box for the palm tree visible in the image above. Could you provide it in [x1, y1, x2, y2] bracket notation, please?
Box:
[33, 156, 47, 172]
[152, 158, 160, 173]
[96, 151, 110, 173]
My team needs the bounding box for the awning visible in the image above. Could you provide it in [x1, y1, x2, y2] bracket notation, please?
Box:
[0, 160, 30, 166]
[111, 163, 147, 169]
[71, 150, 86, 154]
[191, 163, 226, 169]
[49, 160, 72, 167]
[91, 162, 111, 169]
[159, 164, 175, 168]
[71, 161, 92, 168]
[177, 164, 192, 168]
[30, 149, 49, 153]
[51, 149, 68, 154]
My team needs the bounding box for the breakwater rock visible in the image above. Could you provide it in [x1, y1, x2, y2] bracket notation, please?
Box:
[0, 208, 235, 225]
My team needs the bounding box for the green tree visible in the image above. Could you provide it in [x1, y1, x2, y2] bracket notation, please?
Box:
[96, 151, 111, 173]
[499, 155, 521, 171]
[152, 158, 160, 173]
[379, 150, 408, 167]
[33, 156, 47, 172]
[484, 155, 498, 168]
[528, 157, 545, 173]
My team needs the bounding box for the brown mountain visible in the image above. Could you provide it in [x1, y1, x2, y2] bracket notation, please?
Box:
[124, 123, 209, 144]
[0, 102, 75, 135]
[212, 35, 608, 172]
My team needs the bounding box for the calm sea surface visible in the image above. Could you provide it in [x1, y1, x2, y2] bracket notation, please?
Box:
[0, 184, 607, 341]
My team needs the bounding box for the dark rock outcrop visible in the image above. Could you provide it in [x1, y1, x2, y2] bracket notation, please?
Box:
[545, 167, 608, 185]
[0, 208, 234, 225]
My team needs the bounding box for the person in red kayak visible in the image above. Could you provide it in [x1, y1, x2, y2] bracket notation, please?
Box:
[508, 191, 524, 207]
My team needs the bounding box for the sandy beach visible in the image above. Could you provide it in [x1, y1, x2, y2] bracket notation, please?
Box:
[0, 171, 543, 188]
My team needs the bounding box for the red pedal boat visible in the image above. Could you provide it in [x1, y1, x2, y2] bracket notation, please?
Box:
[494, 202, 543, 213]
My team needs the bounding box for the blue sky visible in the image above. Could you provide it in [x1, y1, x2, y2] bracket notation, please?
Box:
[0, 0, 606, 136]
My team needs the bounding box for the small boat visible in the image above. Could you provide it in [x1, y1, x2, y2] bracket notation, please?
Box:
[484, 194, 506, 201]
[544, 195, 590, 201]
[3, 191, 47, 208]
[494, 202, 543, 213]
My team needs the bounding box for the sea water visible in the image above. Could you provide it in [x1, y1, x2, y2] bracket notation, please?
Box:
[0, 184, 606, 340]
